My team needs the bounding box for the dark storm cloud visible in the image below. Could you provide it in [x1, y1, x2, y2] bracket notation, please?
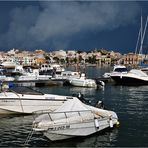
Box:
[0, 1, 141, 50]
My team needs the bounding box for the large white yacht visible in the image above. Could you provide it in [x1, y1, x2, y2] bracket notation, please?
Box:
[110, 69, 148, 85]
[103, 65, 128, 78]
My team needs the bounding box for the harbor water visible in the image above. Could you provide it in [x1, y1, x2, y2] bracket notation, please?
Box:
[0, 66, 148, 147]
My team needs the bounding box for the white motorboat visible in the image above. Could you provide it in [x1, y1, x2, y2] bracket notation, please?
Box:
[0, 86, 74, 114]
[0, 75, 15, 82]
[68, 73, 98, 88]
[52, 71, 81, 80]
[1, 61, 17, 69]
[112, 15, 148, 86]
[32, 97, 119, 141]
[103, 65, 128, 78]
[40, 63, 65, 74]
[0, 68, 15, 81]
[14, 67, 52, 82]
[110, 69, 148, 85]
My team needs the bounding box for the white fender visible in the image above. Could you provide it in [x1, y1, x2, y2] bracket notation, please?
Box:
[95, 119, 99, 128]
[120, 73, 122, 79]
[109, 119, 113, 128]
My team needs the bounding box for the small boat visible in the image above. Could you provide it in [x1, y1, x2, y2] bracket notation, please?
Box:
[0, 86, 74, 114]
[40, 63, 65, 74]
[13, 66, 52, 82]
[68, 73, 98, 88]
[103, 65, 128, 78]
[0, 75, 15, 82]
[52, 70, 81, 81]
[1, 61, 17, 69]
[0, 67, 15, 82]
[110, 69, 148, 85]
[32, 97, 119, 141]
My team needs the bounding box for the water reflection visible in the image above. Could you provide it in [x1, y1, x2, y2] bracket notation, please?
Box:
[127, 86, 148, 99]
[0, 115, 34, 147]
[29, 127, 119, 147]
[121, 86, 148, 114]
[69, 87, 97, 96]
[76, 128, 119, 147]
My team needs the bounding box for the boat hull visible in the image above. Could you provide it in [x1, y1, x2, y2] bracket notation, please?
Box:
[0, 99, 65, 114]
[70, 79, 97, 88]
[0, 92, 72, 114]
[0, 108, 23, 114]
[43, 118, 117, 141]
[111, 76, 148, 85]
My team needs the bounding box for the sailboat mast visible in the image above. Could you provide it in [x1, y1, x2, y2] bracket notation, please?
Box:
[139, 14, 143, 55]
[141, 16, 148, 46]
[135, 26, 141, 54]
[139, 16, 148, 60]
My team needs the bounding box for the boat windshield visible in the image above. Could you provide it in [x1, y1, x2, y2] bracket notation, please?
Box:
[114, 68, 128, 72]
[9, 86, 44, 95]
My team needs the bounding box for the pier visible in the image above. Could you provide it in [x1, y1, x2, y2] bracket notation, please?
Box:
[4, 79, 64, 87]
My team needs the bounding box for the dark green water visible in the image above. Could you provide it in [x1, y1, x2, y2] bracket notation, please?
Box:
[0, 66, 148, 147]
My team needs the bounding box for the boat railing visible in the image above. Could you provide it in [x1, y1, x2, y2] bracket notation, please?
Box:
[32, 110, 114, 132]
[34, 110, 95, 124]
[32, 109, 54, 118]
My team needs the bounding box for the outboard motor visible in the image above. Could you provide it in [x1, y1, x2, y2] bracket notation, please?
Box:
[77, 93, 84, 101]
[77, 93, 91, 104]
[95, 100, 104, 109]
[99, 81, 105, 87]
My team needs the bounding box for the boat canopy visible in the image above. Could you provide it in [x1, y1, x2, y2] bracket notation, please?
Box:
[114, 67, 128, 72]
[130, 69, 148, 77]
[9, 86, 44, 95]
[33, 98, 94, 127]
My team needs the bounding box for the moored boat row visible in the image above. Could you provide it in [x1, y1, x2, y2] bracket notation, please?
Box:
[0, 61, 119, 142]
[0, 84, 119, 143]
[0, 62, 106, 88]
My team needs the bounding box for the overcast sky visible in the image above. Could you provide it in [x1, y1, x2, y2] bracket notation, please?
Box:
[0, 1, 148, 53]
